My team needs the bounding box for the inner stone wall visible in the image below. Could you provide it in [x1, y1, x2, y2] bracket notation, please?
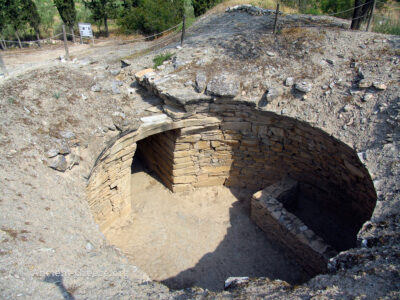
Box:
[87, 101, 376, 238]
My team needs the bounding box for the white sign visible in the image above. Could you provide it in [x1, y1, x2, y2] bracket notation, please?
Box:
[78, 23, 93, 38]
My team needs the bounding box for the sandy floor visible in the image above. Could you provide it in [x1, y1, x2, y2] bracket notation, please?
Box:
[105, 160, 307, 291]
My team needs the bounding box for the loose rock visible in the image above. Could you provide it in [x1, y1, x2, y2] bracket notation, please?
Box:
[206, 74, 239, 98]
[295, 81, 312, 93]
[49, 155, 68, 172]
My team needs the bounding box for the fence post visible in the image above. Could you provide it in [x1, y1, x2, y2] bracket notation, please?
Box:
[366, 0, 376, 32]
[62, 24, 70, 60]
[181, 14, 186, 47]
[0, 53, 8, 76]
[273, 3, 280, 34]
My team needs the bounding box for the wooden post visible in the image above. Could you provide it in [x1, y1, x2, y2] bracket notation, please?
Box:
[36, 32, 41, 48]
[15, 31, 22, 49]
[0, 53, 8, 76]
[181, 14, 186, 47]
[62, 24, 69, 60]
[366, 0, 376, 32]
[273, 3, 280, 34]
[70, 27, 76, 43]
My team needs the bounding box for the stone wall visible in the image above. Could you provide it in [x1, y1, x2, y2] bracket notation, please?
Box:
[86, 134, 137, 231]
[251, 178, 338, 276]
[87, 101, 376, 238]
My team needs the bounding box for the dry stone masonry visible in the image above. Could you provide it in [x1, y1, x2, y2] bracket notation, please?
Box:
[86, 69, 377, 268]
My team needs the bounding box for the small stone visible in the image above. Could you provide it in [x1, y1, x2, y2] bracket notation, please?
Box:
[195, 73, 207, 93]
[121, 60, 130, 68]
[59, 141, 70, 155]
[112, 81, 122, 94]
[359, 79, 372, 88]
[284, 77, 294, 87]
[206, 74, 239, 98]
[156, 65, 165, 70]
[373, 82, 387, 90]
[359, 44, 367, 49]
[325, 58, 334, 65]
[81, 94, 88, 100]
[184, 80, 194, 87]
[295, 81, 312, 93]
[91, 84, 101, 92]
[68, 154, 80, 170]
[49, 155, 68, 172]
[343, 104, 352, 112]
[86, 242, 94, 251]
[59, 131, 75, 139]
[110, 69, 120, 76]
[266, 51, 276, 57]
[224, 277, 249, 289]
[266, 87, 283, 101]
[47, 149, 58, 158]
[362, 93, 374, 102]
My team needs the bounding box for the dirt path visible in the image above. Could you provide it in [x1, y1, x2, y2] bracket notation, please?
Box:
[105, 160, 307, 291]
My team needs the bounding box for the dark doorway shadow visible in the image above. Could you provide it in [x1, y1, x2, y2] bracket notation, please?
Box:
[44, 273, 76, 300]
[161, 195, 310, 292]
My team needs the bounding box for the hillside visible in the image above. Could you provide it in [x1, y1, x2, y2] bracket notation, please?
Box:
[0, 6, 399, 299]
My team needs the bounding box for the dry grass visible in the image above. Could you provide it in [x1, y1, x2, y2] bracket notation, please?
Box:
[206, 0, 297, 15]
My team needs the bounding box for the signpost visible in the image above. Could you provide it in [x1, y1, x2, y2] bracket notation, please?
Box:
[78, 23, 94, 45]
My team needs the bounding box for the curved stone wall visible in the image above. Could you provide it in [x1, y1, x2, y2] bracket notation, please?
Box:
[87, 100, 376, 251]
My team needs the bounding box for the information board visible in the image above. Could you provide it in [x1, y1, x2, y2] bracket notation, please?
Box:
[78, 23, 93, 38]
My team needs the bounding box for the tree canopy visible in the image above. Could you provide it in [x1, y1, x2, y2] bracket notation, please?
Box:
[54, 0, 76, 27]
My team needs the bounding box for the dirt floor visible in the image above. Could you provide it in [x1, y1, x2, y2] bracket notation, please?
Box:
[104, 159, 307, 291]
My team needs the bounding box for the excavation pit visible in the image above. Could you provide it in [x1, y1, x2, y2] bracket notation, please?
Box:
[87, 105, 377, 292]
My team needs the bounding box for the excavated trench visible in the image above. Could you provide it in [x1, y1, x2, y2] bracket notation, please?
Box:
[87, 105, 377, 291]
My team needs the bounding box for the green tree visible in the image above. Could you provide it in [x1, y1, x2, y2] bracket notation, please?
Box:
[192, 0, 219, 17]
[83, 0, 119, 36]
[23, 0, 41, 45]
[34, 0, 58, 35]
[54, 0, 77, 40]
[118, 0, 184, 35]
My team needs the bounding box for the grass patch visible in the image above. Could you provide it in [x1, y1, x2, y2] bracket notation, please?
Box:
[153, 52, 175, 68]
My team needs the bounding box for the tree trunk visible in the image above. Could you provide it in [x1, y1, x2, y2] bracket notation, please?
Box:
[0, 53, 8, 75]
[104, 17, 109, 37]
[70, 27, 76, 43]
[351, 0, 372, 30]
[36, 31, 41, 48]
[15, 30, 22, 49]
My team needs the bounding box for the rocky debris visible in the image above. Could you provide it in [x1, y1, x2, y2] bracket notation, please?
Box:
[112, 80, 123, 95]
[47, 149, 59, 158]
[68, 153, 80, 170]
[359, 79, 372, 88]
[373, 82, 387, 90]
[265, 86, 283, 102]
[266, 51, 276, 57]
[295, 81, 312, 93]
[195, 73, 207, 93]
[110, 69, 121, 76]
[91, 83, 102, 92]
[206, 74, 239, 98]
[135, 68, 154, 82]
[172, 57, 186, 69]
[49, 155, 68, 172]
[226, 4, 281, 16]
[121, 60, 131, 68]
[325, 58, 335, 65]
[112, 112, 129, 131]
[59, 131, 75, 139]
[284, 77, 294, 87]
[224, 277, 249, 289]
[58, 140, 70, 155]
[362, 93, 374, 102]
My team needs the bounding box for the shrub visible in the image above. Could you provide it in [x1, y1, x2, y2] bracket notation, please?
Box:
[153, 52, 174, 68]
[118, 0, 184, 35]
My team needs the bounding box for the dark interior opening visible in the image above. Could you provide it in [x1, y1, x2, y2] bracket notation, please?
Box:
[280, 182, 360, 252]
